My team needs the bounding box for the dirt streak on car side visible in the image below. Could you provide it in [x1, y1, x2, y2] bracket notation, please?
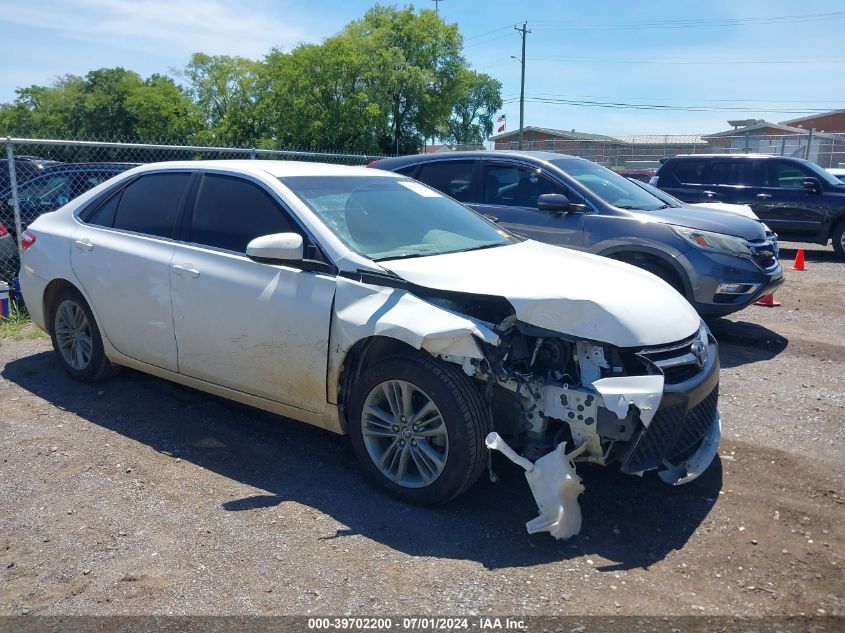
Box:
[19, 160, 721, 540]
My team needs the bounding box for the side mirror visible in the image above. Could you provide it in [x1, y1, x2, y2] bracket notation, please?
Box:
[245, 232, 304, 263]
[537, 193, 572, 213]
[802, 177, 821, 193]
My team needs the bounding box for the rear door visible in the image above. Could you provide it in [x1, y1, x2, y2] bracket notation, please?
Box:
[71, 171, 194, 371]
[658, 158, 710, 202]
[170, 172, 336, 412]
[751, 160, 830, 235]
[703, 159, 758, 204]
[472, 160, 586, 248]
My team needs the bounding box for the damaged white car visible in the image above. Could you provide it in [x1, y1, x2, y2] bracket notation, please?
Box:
[19, 161, 721, 539]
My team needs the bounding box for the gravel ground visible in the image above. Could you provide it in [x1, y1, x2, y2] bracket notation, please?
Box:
[0, 242, 843, 617]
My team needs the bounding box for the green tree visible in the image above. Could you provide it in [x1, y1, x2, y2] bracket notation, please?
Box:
[182, 53, 262, 145]
[444, 70, 502, 146]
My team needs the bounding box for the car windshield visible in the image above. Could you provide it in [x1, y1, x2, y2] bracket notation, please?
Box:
[628, 178, 685, 207]
[802, 161, 845, 186]
[281, 175, 514, 261]
[550, 157, 667, 211]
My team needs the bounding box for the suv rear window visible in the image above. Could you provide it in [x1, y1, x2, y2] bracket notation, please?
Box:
[707, 160, 756, 186]
[671, 160, 708, 185]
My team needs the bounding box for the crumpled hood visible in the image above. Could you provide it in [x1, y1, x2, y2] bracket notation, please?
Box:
[382, 240, 701, 348]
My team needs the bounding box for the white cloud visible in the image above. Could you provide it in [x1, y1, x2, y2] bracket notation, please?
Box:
[0, 0, 308, 59]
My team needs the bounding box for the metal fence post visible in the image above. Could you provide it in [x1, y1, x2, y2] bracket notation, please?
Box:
[4, 138, 24, 257]
[805, 127, 815, 161]
[250, 147, 257, 159]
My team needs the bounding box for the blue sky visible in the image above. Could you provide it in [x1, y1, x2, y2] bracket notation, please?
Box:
[0, 0, 843, 135]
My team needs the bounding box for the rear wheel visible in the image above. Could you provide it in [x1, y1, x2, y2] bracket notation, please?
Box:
[348, 352, 489, 505]
[832, 221, 845, 260]
[49, 287, 120, 382]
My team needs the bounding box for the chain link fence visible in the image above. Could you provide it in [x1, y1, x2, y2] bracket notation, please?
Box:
[493, 132, 845, 170]
[1, 137, 385, 285]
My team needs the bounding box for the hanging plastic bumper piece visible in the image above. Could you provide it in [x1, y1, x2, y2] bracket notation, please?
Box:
[486, 432, 585, 540]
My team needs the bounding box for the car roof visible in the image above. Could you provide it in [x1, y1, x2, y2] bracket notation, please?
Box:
[666, 154, 798, 160]
[127, 159, 398, 179]
[373, 150, 581, 167]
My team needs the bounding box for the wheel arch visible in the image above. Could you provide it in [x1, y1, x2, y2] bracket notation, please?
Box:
[335, 336, 423, 433]
[599, 246, 691, 297]
[42, 278, 87, 336]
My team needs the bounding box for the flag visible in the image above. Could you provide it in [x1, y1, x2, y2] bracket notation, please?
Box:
[497, 114, 506, 133]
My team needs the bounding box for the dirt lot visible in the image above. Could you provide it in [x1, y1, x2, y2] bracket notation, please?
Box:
[0, 242, 843, 617]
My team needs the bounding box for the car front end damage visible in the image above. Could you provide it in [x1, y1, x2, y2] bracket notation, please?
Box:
[455, 315, 720, 539]
[334, 241, 721, 540]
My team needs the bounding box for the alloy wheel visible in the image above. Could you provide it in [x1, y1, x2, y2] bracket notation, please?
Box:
[361, 379, 449, 488]
[54, 299, 93, 371]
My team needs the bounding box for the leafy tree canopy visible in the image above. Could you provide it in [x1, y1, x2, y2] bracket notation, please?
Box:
[0, 4, 502, 154]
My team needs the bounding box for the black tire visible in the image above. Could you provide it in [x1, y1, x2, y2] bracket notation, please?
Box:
[636, 259, 686, 296]
[48, 286, 121, 382]
[832, 220, 845, 260]
[348, 351, 489, 505]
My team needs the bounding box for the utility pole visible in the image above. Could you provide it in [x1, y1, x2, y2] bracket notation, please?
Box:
[432, 0, 443, 14]
[515, 22, 530, 150]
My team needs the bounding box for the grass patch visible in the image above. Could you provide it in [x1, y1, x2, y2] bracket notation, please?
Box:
[0, 301, 49, 342]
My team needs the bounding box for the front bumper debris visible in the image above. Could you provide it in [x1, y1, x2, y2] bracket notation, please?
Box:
[486, 432, 585, 540]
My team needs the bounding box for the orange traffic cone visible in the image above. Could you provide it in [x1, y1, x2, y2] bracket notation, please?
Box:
[791, 248, 806, 271]
[754, 293, 781, 307]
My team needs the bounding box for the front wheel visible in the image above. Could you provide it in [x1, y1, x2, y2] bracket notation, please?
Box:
[348, 352, 489, 505]
[832, 221, 845, 260]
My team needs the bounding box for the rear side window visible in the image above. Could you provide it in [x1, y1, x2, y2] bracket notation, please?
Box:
[86, 191, 122, 227]
[190, 174, 298, 252]
[671, 160, 708, 185]
[708, 160, 756, 186]
[113, 173, 192, 238]
[415, 161, 475, 202]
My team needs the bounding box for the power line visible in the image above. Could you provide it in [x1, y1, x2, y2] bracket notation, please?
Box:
[499, 96, 839, 114]
[530, 11, 845, 31]
[525, 56, 845, 65]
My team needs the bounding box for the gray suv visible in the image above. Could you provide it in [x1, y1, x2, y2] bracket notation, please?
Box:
[371, 151, 783, 317]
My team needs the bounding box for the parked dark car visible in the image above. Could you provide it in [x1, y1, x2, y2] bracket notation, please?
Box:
[651, 154, 845, 258]
[370, 151, 783, 317]
[0, 156, 61, 191]
[0, 163, 137, 242]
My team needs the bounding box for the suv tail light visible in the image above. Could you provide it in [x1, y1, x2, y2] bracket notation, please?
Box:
[21, 229, 36, 251]
[0, 223, 7, 237]
[366, 160, 379, 168]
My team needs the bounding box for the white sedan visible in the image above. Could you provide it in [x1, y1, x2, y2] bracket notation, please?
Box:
[19, 161, 720, 539]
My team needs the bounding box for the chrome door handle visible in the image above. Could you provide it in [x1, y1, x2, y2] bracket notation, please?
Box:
[172, 264, 200, 278]
[73, 238, 93, 251]
[702, 190, 717, 198]
[756, 193, 772, 199]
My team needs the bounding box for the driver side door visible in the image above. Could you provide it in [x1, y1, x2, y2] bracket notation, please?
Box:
[171, 172, 336, 412]
[470, 161, 585, 248]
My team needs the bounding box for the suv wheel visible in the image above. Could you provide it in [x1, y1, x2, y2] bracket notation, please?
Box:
[49, 287, 121, 382]
[832, 220, 845, 260]
[348, 351, 489, 505]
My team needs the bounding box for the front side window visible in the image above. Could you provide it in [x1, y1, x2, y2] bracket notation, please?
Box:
[484, 164, 565, 208]
[415, 160, 475, 202]
[190, 174, 298, 252]
[282, 175, 514, 261]
[113, 172, 192, 238]
[763, 161, 813, 189]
